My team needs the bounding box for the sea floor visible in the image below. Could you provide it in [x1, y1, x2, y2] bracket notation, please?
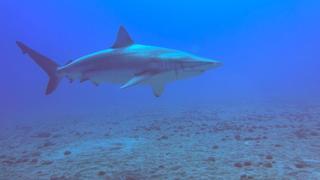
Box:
[1, 103, 320, 180]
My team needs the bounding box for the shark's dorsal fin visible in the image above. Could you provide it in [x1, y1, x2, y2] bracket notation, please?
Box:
[112, 26, 134, 48]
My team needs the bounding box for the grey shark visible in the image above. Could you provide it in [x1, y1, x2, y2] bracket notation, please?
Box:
[16, 26, 221, 97]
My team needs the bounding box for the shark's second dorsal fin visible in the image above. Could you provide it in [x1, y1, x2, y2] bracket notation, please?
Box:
[112, 26, 134, 48]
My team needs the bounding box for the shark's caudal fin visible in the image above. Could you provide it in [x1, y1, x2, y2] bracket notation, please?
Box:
[16, 41, 61, 95]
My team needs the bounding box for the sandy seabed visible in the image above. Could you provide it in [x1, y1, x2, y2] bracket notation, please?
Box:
[1, 103, 320, 180]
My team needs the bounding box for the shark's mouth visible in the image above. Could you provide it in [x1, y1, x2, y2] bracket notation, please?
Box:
[177, 63, 208, 73]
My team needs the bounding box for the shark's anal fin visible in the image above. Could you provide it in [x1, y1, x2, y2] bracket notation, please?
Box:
[151, 83, 165, 97]
[112, 26, 134, 48]
[120, 74, 149, 89]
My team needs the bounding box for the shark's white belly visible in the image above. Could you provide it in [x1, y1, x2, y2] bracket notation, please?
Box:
[145, 70, 203, 85]
[82, 69, 200, 87]
[88, 70, 134, 84]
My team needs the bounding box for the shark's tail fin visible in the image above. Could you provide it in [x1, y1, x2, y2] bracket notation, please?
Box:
[16, 41, 61, 95]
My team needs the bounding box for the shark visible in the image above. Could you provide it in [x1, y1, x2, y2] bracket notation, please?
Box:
[16, 26, 222, 97]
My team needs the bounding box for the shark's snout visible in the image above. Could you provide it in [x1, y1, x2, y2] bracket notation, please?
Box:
[202, 61, 222, 69]
[214, 61, 223, 67]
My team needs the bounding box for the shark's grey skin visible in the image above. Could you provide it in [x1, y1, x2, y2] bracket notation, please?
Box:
[16, 26, 222, 97]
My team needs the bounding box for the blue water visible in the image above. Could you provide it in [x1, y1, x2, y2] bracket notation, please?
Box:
[1, 1, 320, 179]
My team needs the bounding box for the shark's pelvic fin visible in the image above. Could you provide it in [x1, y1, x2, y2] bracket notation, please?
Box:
[112, 26, 134, 48]
[151, 83, 165, 97]
[120, 74, 150, 89]
[91, 81, 99, 86]
[80, 77, 89, 83]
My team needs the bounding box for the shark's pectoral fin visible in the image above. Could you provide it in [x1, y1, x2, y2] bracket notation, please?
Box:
[151, 83, 165, 97]
[64, 60, 73, 65]
[120, 74, 150, 89]
[121, 71, 166, 97]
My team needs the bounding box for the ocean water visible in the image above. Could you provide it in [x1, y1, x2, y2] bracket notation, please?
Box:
[1, 0, 320, 179]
